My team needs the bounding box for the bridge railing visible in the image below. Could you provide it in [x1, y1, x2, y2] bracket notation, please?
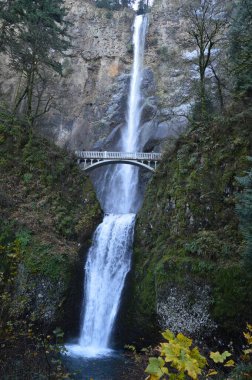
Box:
[75, 151, 162, 161]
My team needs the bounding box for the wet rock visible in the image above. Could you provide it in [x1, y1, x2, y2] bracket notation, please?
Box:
[11, 264, 66, 325]
[139, 118, 186, 152]
[141, 96, 158, 124]
[157, 284, 217, 337]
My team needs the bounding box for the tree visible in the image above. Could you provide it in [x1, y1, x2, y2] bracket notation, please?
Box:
[230, 0, 252, 96]
[184, 0, 226, 116]
[137, 0, 149, 15]
[0, 0, 70, 125]
[95, 0, 133, 10]
[236, 158, 252, 268]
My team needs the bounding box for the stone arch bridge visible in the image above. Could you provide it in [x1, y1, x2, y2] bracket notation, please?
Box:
[75, 151, 162, 172]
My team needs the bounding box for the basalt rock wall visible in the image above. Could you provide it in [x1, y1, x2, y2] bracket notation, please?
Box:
[0, 0, 230, 153]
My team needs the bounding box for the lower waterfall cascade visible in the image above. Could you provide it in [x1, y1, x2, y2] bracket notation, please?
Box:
[66, 14, 148, 358]
[67, 214, 136, 357]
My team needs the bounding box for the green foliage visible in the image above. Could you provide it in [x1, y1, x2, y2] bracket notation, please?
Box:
[157, 46, 169, 62]
[230, 0, 252, 95]
[0, 0, 70, 121]
[105, 10, 113, 19]
[0, 223, 66, 377]
[145, 329, 207, 379]
[0, 116, 101, 378]
[231, 363, 252, 380]
[212, 265, 252, 330]
[229, 324, 252, 379]
[137, 0, 149, 15]
[131, 109, 252, 339]
[0, 319, 70, 379]
[184, 230, 231, 260]
[145, 324, 252, 380]
[23, 240, 68, 281]
[209, 351, 231, 364]
[236, 157, 252, 267]
[95, 0, 132, 10]
[144, 328, 252, 380]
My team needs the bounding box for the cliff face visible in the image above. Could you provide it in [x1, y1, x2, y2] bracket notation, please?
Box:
[0, 0, 229, 153]
[127, 108, 252, 345]
[0, 123, 102, 330]
[49, 0, 134, 150]
[0, 1, 134, 150]
[142, 0, 196, 149]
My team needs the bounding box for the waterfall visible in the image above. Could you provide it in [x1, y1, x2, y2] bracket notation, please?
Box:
[66, 14, 148, 358]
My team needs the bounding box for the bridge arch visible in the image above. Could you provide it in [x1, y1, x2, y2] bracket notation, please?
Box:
[83, 159, 155, 173]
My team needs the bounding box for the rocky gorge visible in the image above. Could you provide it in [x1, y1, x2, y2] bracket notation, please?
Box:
[0, 0, 252, 378]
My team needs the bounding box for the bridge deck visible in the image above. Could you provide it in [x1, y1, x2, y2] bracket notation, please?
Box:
[75, 151, 162, 161]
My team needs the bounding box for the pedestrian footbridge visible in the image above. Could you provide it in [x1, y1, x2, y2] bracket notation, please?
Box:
[75, 151, 162, 172]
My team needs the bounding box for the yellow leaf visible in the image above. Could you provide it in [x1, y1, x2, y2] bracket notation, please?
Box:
[184, 358, 202, 379]
[244, 332, 252, 345]
[191, 347, 207, 368]
[210, 351, 231, 363]
[162, 329, 175, 341]
[162, 367, 169, 375]
[247, 323, 252, 332]
[224, 359, 235, 367]
[243, 348, 252, 355]
[176, 333, 192, 348]
[145, 357, 166, 379]
[207, 369, 218, 376]
[161, 342, 181, 363]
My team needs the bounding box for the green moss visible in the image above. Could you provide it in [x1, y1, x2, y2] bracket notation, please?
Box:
[23, 239, 69, 282]
[0, 121, 102, 325]
[131, 109, 252, 338]
[212, 265, 252, 331]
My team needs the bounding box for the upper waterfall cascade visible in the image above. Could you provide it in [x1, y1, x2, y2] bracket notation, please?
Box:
[66, 14, 148, 357]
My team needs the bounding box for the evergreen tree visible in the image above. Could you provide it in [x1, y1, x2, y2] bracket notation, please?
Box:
[137, 0, 149, 15]
[95, 0, 132, 10]
[0, 0, 70, 123]
[236, 157, 252, 267]
[230, 0, 252, 95]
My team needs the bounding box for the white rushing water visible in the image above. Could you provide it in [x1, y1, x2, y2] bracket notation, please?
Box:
[95, 15, 148, 214]
[120, 15, 148, 212]
[67, 214, 135, 357]
[67, 14, 148, 358]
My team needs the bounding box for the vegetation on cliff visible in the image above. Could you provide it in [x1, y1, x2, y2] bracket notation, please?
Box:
[131, 103, 252, 340]
[0, 1, 104, 377]
[0, 110, 102, 377]
[0, 0, 70, 124]
[236, 158, 252, 268]
[94, 0, 132, 10]
[129, 0, 252, 349]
